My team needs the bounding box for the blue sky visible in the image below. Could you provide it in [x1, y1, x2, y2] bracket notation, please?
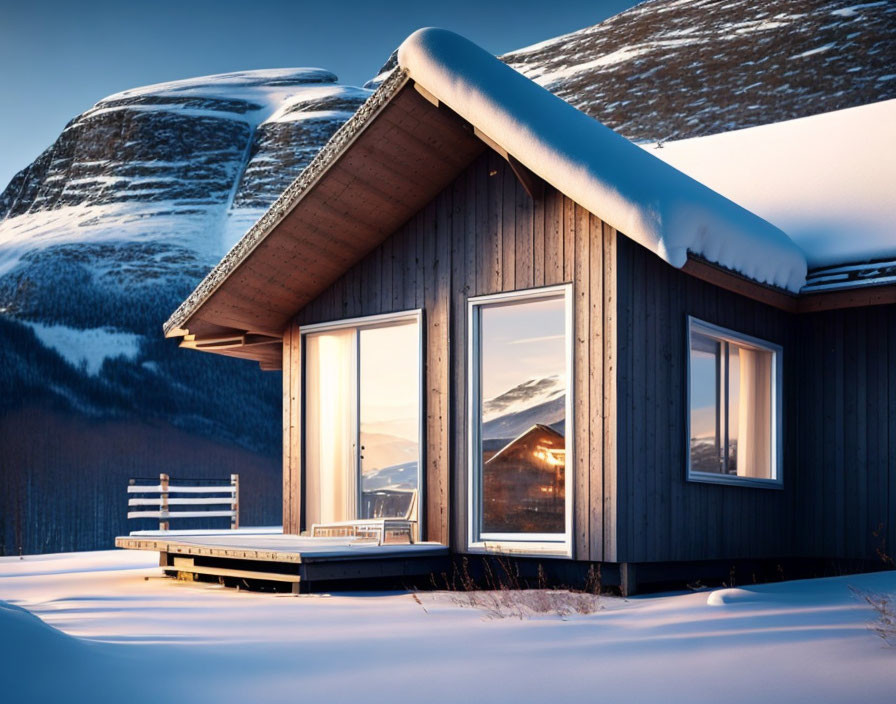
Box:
[0, 0, 637, 190]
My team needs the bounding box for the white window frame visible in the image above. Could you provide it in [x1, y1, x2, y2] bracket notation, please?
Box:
[300, 309, 425, 537]
[467, 284, 574, 557]
[686, 316, 783, 489]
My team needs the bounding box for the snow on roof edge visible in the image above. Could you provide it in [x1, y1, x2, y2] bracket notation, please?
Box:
[398, 28, 808, 292]
[165, 27, 812, 338]
[639, 99, 896, 273]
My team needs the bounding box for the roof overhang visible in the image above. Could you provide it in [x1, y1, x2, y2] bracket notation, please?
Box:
[163, 68, 486, 369]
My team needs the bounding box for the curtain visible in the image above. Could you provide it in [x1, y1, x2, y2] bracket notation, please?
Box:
[305, 329, 356, 526]
[736, 347, 773, 478]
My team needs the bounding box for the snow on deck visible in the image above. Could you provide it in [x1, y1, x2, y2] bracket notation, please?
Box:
[398, 28, 808, 292]
[644, 99, 896, 273]
[1, 549, 894, 703]
[117, 531, 448, 560]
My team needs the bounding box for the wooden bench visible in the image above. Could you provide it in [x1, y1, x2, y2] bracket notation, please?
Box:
[309, 490, 418, 544]
[127, 473, 239, 532]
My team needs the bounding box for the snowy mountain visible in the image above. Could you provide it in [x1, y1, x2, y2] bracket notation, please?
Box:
[0, 68, 369, 274]
[482, 376, 566, 442]
[503, 0, 895, 143]
[0, 69, 369, 554]
[483, 395, 566, 445]
[368, 1, 894, 141]
[362, 462, 419, 492]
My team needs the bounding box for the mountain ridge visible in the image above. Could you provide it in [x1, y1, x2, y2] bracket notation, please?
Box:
[0, 68, 370, 554]
[503, 0, 895, 142]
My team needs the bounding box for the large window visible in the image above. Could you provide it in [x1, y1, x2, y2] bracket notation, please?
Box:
[468, 286, 572, 554]
[687, 317, 782, 487]
[303, 311, 422, 535]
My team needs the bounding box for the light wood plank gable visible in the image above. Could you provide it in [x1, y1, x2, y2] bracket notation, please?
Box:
[288, 155, 618, 556]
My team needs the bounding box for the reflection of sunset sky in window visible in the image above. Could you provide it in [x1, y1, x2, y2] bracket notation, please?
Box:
[689, 349, 717, 440]
[481, 296, 566, 403]
[690, 336, 742, 441]
[478, 294, 567, 536]
[359, 322, 419, 443]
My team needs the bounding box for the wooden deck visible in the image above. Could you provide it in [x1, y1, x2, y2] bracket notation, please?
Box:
[115, 532, 449, 593]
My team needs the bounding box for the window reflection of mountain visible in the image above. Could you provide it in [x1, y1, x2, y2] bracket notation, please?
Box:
[482, 424, 565, 534]
[690, 438, 739, 475]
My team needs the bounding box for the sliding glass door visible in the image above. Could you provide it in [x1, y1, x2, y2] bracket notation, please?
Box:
[303, 311, 422, 534]
[358, 323, 421, 521]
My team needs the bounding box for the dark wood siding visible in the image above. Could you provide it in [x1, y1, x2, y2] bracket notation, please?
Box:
[282, 151, 617, 559]
[616, 235, 896, 565]
[796, 304, 896, 562]
[284, 160, 896, 566]
[615, 235, 797, 563]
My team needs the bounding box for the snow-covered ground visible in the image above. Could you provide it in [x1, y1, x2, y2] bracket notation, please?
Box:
[1, 550, 893, 703]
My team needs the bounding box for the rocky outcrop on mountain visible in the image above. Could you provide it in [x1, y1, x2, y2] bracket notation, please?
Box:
[0, 69, 369, 264]
[0, 69, 369, 554]
[234, 86, 369, 209]
[503, 0, 895, 142]
[366, 1, 894, 140]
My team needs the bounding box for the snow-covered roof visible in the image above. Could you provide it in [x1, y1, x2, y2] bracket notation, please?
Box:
[397, 28, 808, 292]
[169, 28, 896, 341]
[642, 99, 896, 291]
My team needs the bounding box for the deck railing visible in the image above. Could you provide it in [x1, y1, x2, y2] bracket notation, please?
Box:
[127, 473, 239, 532]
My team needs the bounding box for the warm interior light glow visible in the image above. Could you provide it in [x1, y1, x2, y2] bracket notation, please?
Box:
[689, 321, 775, 481]
[533, 447, 565, 466]
[305, 318, 421, 530]
[306, 330, 355, 525]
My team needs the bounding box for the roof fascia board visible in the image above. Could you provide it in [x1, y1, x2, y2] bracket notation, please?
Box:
[684, 255, 896, 313]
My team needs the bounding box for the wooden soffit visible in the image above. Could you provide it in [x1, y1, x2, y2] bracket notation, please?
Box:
[164, 70, 485, 367]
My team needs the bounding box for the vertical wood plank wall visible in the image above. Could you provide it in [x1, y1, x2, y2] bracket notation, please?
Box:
[280, 149, 895, 565]
[282, 324, 301, 535]
[281, 150, 617, 560]
[616, 235, 896, 564]
[615, 236, 797, 563]
[796, 305, 896, 563]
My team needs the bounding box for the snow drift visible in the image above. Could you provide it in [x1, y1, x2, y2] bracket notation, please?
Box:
[1, 550, 895, 703]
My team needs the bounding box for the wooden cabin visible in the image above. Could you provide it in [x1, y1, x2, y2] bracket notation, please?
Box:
[155, 29, 896, 591]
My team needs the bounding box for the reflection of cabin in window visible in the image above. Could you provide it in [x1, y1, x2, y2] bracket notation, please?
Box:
[482, 424, 565, 534]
